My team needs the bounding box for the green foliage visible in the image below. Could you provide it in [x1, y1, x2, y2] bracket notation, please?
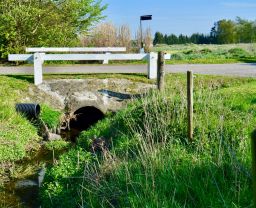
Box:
[227, 48, 250, 58]
[214, 19, 237, 44]
[40, 104, 61, 129]
[154, 43, 256, 64]
[0, 0, 107, 59]
[40, 148, 92, 207]
[44, 140, 70, 151]
[153, 17, 256, 45]
[41, 75, 256, 207]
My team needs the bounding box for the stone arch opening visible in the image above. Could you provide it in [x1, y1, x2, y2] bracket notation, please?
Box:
[61, 106, 105, 141]
[71, 106, 104, 130]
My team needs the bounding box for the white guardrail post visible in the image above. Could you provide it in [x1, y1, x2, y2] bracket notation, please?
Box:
[34, 53, 44, 85]
[148, 52, 158, 79]
[103, 52, 111, 64]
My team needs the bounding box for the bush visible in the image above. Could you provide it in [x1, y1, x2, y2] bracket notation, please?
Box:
[200, 48, 212, 54]
[228, 48, 250, 58]
[171, 53, 186, 60]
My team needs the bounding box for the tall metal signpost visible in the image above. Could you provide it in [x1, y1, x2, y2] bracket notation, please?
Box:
[140, 15, 152, 53]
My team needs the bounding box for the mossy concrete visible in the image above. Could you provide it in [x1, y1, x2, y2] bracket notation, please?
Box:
[36, 79, 155, 114]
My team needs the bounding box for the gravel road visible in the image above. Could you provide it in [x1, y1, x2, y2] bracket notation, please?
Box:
[1, 63, 256, 77]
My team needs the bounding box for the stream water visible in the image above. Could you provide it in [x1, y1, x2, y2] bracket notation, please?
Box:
[0, 147, 52, 208]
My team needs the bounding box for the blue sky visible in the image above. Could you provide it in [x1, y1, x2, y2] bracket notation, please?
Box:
[101, 0, 256, 36]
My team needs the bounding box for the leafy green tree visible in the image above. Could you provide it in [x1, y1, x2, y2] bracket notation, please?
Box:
[0, 0, 107, 59]
[215, 19, 236, 44]
[167, 34, 178, 45]
[235, 17, 256, 43]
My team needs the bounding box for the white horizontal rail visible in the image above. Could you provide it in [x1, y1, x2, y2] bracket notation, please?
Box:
[9, 53, 170, 61]
[8, 54, 33, 61]
[164, 54, 171, 59]
[26, 47, 126, 53]
[9, 54, 148, 61]
[43, 54, 148, 61]
[8, 52, 160, 85]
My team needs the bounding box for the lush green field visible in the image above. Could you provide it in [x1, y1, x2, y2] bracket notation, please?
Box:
[40, 74, 256, 207]
[153, 43, 256, 64]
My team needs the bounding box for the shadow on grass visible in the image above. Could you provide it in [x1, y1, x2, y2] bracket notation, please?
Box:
[5, 73, 150, 85]
[6, 75, 34, 83]
[238, 58, 256, 64]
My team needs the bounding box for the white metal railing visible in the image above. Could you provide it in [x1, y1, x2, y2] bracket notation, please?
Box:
[8, 47, 171, 85]
[26, 47, 127, 64]
[26, 47, 126, 53]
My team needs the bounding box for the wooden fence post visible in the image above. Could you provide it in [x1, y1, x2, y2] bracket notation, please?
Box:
[157, 51, 165, 91]
[187, 71, 193, 141]
[251, 130, 256, 207]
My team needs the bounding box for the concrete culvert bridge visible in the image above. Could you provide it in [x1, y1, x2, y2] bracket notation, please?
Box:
[70, 106, 105, 132]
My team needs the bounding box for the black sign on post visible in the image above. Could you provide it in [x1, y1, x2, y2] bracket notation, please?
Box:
[140, 15, 152, 21]
[140, 15, 152, 52]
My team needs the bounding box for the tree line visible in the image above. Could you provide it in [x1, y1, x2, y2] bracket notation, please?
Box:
[153, 17, 256, 45]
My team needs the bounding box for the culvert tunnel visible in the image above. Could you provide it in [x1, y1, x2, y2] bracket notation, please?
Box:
[71, 106, 105, 131]
[62, 106, 105, 141]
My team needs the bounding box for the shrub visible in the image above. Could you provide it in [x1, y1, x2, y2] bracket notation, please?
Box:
[200, 48, 212, 54]
[228, 48, 250, 58]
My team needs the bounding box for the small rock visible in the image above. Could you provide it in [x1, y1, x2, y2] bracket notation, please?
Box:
[56, 127, 61, 134]
[48, 133, 62, 141]
[38, 165, 46, 187]
[15, 180, 38, 189]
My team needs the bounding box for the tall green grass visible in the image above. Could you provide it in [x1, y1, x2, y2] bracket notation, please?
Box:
[154, 43, 256, 64]
[41, 75, 255, 207]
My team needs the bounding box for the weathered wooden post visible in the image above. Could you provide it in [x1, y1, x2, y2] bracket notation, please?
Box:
[187, 71, 193, 141]
[251, 130, 256, 207]
[157, 51, 165, 91]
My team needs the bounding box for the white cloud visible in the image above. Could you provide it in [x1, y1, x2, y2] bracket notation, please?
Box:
[221, 2, 256, 8]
